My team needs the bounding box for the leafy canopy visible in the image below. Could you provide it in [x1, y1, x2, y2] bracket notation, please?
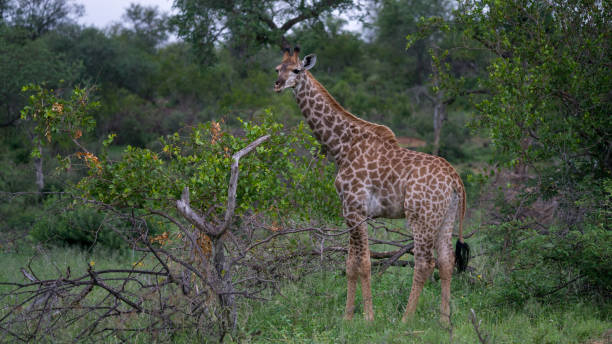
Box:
[20, 83, 98, 157]
[429, 0, 611, 191]
[172, 0, 355, 61]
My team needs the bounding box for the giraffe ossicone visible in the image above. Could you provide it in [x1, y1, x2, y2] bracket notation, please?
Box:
[274, 46, 470, 324]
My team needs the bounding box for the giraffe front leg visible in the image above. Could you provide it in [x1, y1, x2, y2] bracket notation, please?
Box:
[344, 210, 375, 321]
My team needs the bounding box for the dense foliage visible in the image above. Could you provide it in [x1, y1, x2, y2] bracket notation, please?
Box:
[172, 0, 355, 60]
[80, 111, 339, 220]
[457, 0, 611, 184]
[449, 0, 611, 295]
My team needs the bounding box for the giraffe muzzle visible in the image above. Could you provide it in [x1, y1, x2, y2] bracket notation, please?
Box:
[274, 80, 284, 93]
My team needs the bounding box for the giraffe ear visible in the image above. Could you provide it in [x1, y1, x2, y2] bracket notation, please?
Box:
[301, 54, 317, 70]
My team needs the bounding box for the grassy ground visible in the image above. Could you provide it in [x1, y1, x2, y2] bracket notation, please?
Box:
[238, 268, 610, 343]
[0, 242, 610, 343]
[0, 244, 132, 284]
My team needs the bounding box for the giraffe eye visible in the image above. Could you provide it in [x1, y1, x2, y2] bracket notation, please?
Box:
[292, 69, 300, 74]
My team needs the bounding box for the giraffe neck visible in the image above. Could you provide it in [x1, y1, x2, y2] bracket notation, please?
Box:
[293, 72, 358, 165]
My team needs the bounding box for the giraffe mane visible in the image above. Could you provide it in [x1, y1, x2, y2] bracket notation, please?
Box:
[306, 71, 399, 146]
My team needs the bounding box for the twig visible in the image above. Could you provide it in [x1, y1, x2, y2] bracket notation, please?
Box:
[87, 267, 142, 313]
[469, 309, 490, 344]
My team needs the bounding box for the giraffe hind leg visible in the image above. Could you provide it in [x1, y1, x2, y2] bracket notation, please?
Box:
[402, 221, 435, 322]
[437, 195, 459, 325]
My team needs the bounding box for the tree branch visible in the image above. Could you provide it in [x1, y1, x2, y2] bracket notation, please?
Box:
[220, 135, 270, 236]
[176, 135, 270, 237]
[376, 243, 414, 276]
[279, 0, 346, 33]
[469, 309, 490, 344]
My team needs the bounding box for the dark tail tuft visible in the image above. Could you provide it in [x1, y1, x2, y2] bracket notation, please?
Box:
[455, 240, 470, 272]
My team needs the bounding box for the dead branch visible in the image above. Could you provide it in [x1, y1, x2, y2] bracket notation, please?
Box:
[376, 243, 415, 276]
[221, 135, 271, 235]
[469, 309, 490, 344]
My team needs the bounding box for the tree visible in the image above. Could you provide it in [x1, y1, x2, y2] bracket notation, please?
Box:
[449, 0, 611, 191]
[19, 84, 98, 194]
[10, 85, 342, 339]
[0, 0, 11, 22]
[374, 0, 462, 156]
[171, 0, 356, 61]
[4, 0, 83, 39]
[433, 0, 612, 297]
[0, 0, 84, 127]
[0, 31, 79, 128]
[374, 0, 452, 85]
[115, 3, 170, 52]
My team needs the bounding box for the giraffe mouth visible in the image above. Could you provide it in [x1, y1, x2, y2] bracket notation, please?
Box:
[273, 84, 282, 93]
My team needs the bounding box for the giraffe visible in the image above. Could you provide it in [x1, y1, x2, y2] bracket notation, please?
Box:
[274, 47, 470, 324]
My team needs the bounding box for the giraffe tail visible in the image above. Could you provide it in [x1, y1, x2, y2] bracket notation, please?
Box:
[454, 176, 470, 272]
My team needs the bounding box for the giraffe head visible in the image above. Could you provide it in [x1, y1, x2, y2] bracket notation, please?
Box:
[274, 46, 317, 93]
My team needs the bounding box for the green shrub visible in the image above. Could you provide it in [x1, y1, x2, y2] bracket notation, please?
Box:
[555, 224, 612, 293]
[80, 110, 341, 221]
[30, 198, 128, 249]
[485, 178, 612, 303]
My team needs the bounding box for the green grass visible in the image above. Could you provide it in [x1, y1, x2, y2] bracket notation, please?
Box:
[238, 268, 610, 343]
[1, 243, 610, 343]
[0, 244, 132, 285]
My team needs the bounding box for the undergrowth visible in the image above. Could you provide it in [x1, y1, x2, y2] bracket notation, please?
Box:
[0, 236, 610, 343]
[239, 267, 610, 343]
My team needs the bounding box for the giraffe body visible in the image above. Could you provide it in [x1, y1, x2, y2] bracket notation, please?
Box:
[274, 47, 469, 324]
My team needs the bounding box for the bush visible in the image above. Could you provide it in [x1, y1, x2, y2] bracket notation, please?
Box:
[485, 178, 612, 304]
[80, 110, 340, 221]
[30, 197, 129, 249]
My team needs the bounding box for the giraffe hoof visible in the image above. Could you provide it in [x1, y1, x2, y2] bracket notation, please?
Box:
[343, 314, 354, 321]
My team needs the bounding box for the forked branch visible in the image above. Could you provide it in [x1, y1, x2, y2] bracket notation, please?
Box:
[176, 135, 271, 237]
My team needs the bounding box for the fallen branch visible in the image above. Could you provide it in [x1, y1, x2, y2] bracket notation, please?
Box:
[376, 243, 414, 276]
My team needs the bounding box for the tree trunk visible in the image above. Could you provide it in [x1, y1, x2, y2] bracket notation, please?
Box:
[432, 92, 446, 156]
[212, 236, 236, 341]
[34, 143, 44, 194]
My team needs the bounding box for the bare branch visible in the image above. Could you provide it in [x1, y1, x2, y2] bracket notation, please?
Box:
[219, 135, 271, 236]
[469, 309, 490, 344]
[175, 135, 270, 238]
[176, 187, 212, 234]
[376, 243, 414, 276]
